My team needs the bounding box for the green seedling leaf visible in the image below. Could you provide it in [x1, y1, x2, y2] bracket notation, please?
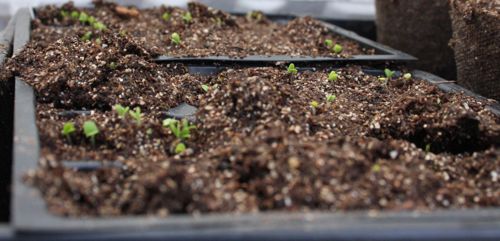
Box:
[87, 16, 97, 25]
[425, 144, 431, 153]
[175, 143, 186, 154]
[310, 100, 319, 109]
[70, 11, 80, 19]
[79, 12, 89, 23]
[81, 31, 92, 41]
[201, 84, 209, 92]
[108, 62, 117, 70]
[171, 32, 181, 45]
[326, 94, 336, 103]
[324, 39, 333, 48]
[83, 120, 99, 147]
[114, 104, 129, 118]
[333, 44, 343, 54]
[95, 38, 102, 45]
[287, 63, 298, 75]
[60, 10, 69, 18]
[61, 122, 76, 137]
[384, 68, 395, 79]
[403, 73, 412, 80]
[372, 163, 381, 173]
[93, 21, 107, 31]
[129, 107, 143, 125]
[162, 12, 171, 21]
[182, 12, 192, 23]
[163, 118, 195, 141]
[328, 71, 338, 81]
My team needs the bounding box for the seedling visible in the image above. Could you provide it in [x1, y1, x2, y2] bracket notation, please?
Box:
[324, 39, 333, 48]
[81, 31, 92, 41]
[378, 77, 388, 85]
[328, 71, 338, 81]
[246, 11, 263, 21]
[146, 128, 153, 136]
[425, 144, 431, 153]
[83, 121, 99, 146]
[61, 122, 76, 143]
[70, 11, 79, 19]
[163, 118, 196, 141]
[108, 62, 117, 70]
[95, 38, 102, 45]
[372, 163, 381, 173]
[182, 12, 192, 23]
[310, 100, 319, 109]
[119, 30, 127, 37]
[114, 104, 129, 118]
[162, 12, 171, 21]
[175, 143, 186, 154]
[93, 21, 107, 31]
[384, 68, 395, 79]
[129, 107, 143, 125]
[171, 32, 181, 45]
[287, 63, 298, 75]
[201, 84, 209, 92]
[333, 44, 343, 54]
[87, 16, 96, 25]
[403, 73, 412, 80]
[326, 94, 336, 103]
[79, 12, 89, 23]
[60, 10, 69, 18]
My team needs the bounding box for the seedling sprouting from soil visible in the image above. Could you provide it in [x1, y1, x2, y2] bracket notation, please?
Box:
[81, 31, 92, 41]
[403, 73, 412, 80]
[60, 10, 69, 18]
[333, 44, 343, 54]
[326, 94, 336, 103]
[114, 104, 129, 118]
[108, 62, 117, 70]
[171, 32, 181, 45]
[328, 71, 338, 81]
[384, 68, 395, 79]
[310, 100, 319, 109]
[425, 144, 431, 153]
[163, 118, 196, 154]
[93, 21, 107, 31]
[79, 12, 89, 23]
[129, 107, 143, 125]
[70, 11, 79, 19]
[83, 121, 99, 147]
[201, 84, 209, 92]
[162, 12, 171, 21]
[61, 122, 76, 143]
[324, 39, 333, 48]
[175, 143, 186, 154]
[287, 63, 298, 75]
[182, 12, 193, 23]
[246, 11, 263, 21]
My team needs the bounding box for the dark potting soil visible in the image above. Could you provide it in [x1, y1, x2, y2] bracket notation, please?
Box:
[1, 2, 499, 217]
[32, 1, 373, 58]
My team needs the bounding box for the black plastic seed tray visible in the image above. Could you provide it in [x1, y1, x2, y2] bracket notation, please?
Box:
[16, 6, 414, 66]
[10, 7, 500, 240]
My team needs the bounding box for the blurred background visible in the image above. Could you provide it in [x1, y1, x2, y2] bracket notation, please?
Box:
[0, 0, 375, 29]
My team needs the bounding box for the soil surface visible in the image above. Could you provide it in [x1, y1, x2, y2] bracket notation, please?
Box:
[1, 1, 499, 217]
[32, 1, 374, 58]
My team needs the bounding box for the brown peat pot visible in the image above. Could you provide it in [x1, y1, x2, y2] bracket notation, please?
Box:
[375, 0, 457, 80]
[449, 0, 500, 101]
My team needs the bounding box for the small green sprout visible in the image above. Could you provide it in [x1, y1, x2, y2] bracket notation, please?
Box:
[79, 12, 89, 23]
[119, 30, 127, 37]
[129, 107, 143, 125]
[95, 37, 102, 45]
[201, 84, 209, 92]
[146, 128, 153, 136]
[60, 10, 69, 18]
[114, 104, 129, 118]
[328, 71, 338, 81]
[87, 16, 97, 25]
[83, 121, 99, 146]
[175, 143, 186, 154]
[171, 32, 181, 45]
[246, 11, 263, 21]
[182, 12, 192, 23]
[163, 118, 196, 141]
[61, 122, 76, 142]
[162, 12, 171, 21]
[287, 63, 298, 75]
[372, 163, 381, 173]
[93, 21, 107, 31]
[425, 144, 431, 153]
[81, 31, 92, 41]
[378, 77, 388, 85]
[310, 100, 319, 109]
[384, 68, 395, 79]
[333, 44, 343, 54]
[403, 73, 412, 80]
[70, 11, 80, 19]
[326, 94, 336, 103]
[324, 39, 333, 48]
[108, 62, 117, 70]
